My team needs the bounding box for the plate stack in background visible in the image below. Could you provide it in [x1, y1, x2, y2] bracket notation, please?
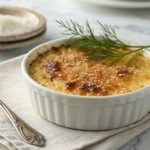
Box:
[0, 6, 46, 51]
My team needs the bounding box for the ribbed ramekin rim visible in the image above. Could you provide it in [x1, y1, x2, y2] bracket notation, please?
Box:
[21, 37, 150, 100]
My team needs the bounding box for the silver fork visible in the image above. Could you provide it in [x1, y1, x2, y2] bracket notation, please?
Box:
[0, 100, 45, 147]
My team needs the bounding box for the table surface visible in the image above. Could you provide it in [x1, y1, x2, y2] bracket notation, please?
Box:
[0, 0, 150, 150]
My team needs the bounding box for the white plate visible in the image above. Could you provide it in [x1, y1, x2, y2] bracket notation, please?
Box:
[0, 30, 46, 51]
[80, 0, 150, 8]
[0, 6, 46, 42]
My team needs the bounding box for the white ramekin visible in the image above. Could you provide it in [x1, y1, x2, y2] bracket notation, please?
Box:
[22, 38, 150, 130]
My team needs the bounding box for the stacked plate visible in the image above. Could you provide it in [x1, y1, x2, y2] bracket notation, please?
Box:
[0, 6, 46, 51]
[80, 0, 150, 8]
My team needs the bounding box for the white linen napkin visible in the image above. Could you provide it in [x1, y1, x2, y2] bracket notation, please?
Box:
[0, 55, 150, 150]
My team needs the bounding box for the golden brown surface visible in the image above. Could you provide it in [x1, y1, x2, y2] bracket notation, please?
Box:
[29, 45, 150, 96]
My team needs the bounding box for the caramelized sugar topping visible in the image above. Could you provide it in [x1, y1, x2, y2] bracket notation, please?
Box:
[29, 45, 150, 96]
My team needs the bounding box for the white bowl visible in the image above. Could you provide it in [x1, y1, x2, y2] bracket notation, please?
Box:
[22, 38, 150, 130]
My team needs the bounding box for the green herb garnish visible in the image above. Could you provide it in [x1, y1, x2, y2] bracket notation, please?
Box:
[56, 19, 150, 66]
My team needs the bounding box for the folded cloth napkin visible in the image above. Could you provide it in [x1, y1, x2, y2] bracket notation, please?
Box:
[0, 55, 150, 150]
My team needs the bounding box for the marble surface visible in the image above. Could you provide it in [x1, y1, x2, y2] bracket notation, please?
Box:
[0, 0, 150, 150]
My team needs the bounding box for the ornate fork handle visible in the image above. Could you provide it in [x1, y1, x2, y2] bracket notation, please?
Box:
[0, 100, 45, 146]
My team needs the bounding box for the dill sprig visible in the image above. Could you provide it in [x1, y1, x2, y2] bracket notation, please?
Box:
[56, 19, 150, 66]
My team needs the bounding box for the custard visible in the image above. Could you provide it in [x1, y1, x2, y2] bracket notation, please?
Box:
[29, 46, 150, 96]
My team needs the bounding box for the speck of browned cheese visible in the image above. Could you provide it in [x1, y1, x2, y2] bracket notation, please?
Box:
[29, 45, 150, 96]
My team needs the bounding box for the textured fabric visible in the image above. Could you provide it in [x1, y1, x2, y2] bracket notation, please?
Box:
[0, 55, 149, 150]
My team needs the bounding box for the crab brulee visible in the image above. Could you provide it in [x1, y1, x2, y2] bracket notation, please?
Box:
[29, 45, 150, 96]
